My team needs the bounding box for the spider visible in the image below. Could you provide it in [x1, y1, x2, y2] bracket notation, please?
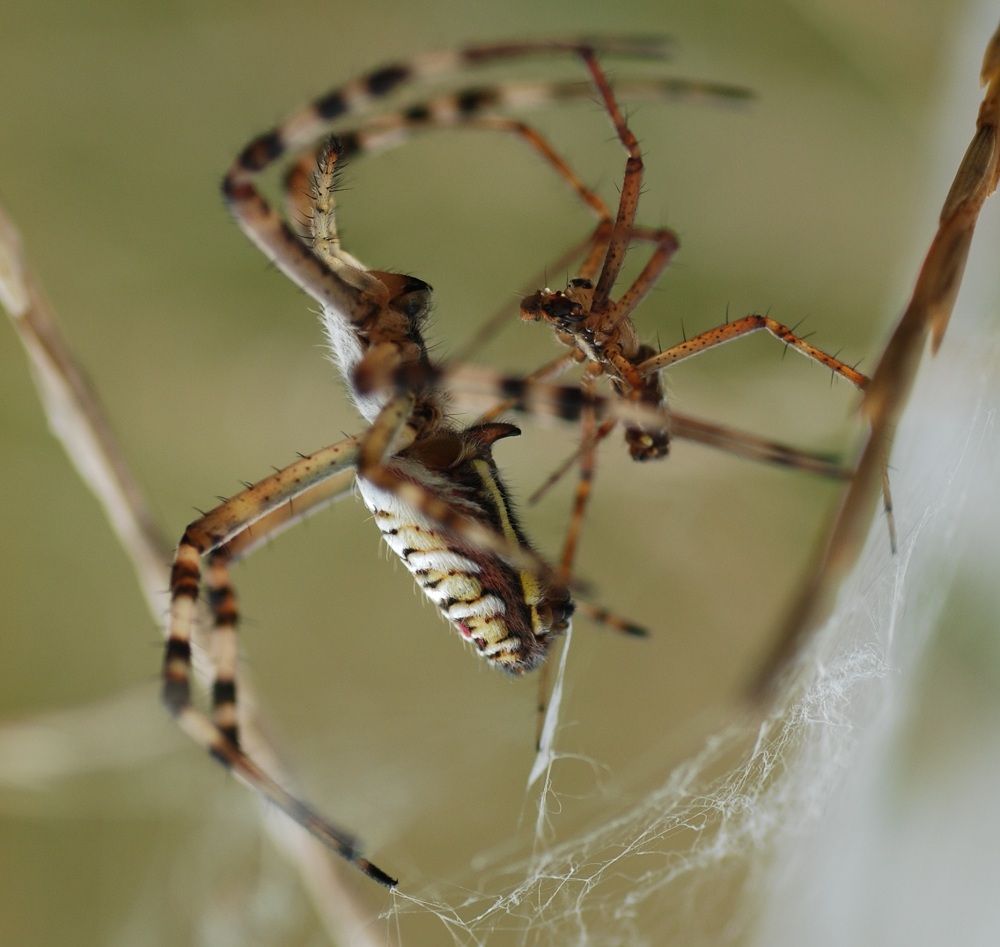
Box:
[160, 36, 861, 889]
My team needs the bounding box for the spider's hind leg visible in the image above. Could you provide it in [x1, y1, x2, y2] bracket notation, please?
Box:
[161, 435, 400, 886]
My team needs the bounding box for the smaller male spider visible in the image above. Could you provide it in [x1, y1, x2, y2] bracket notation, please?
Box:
[161, 37, 853, 888]
[489, 59, 894, 582]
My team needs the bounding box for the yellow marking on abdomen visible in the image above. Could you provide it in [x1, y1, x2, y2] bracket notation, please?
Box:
[465, 615, 511, 648]
[471, 459, 541, 610]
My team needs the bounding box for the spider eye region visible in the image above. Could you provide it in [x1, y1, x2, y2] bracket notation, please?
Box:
[545, 294, 585, 323]
[519, 290, 585, 324]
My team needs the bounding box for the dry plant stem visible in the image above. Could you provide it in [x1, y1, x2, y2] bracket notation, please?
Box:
[0, 209, 168, 617]
[752, 21, 1000, 700]
[0, 204, 385, 947]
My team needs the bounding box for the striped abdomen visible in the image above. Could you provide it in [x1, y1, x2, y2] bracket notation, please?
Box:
[355, 435, 572, 674]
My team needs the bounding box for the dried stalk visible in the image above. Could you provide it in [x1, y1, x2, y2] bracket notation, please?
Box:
[754, 20, 1000, 697]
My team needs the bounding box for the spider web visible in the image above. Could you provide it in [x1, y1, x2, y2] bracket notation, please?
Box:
[376, 14, 1000, 946]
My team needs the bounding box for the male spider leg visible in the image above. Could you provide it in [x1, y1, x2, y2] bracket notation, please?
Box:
[638, 313, 896, 549]
[163, 435, 400, 887]
[606, 227, 681, 329]
[532, 407, 852, 505]
[637, 314, 870, 382]
[668, 412, 848, 477]
[534, 366, 603, 747]
[557, 366, 604, 579]
[580, 48, 648, 312]
[528, 419, 618, 504]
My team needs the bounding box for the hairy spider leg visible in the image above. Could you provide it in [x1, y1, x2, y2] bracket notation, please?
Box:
[163, 434, 401, 886]
[638, 314, 897, 552]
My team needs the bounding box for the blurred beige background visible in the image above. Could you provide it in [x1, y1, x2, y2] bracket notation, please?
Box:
[0, 1, 993, 944]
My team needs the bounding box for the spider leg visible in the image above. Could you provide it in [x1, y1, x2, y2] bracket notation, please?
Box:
[637, 314, 896, 550]
[223, 152, 387, 321]
[223, 468, 357, 563]
[528, 419, 617, 504]
[668, 411, 849, 478]
[162, 434, 400, 886]
[605, 227, 681, 329]
[581, 49, 647, 312]
[534, 365, 602, 747]
[637, 314, 869, 383]
[203, 468, 360, 743]
[557, 365, 604, 578]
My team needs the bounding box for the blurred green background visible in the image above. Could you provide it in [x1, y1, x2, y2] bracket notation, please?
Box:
[0, 1, 992, 944]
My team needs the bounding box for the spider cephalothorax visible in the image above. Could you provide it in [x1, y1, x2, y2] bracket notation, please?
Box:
[521, 280, 672, 461]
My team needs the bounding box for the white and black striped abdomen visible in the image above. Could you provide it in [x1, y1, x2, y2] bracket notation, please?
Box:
[355, 450, 571, 674]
